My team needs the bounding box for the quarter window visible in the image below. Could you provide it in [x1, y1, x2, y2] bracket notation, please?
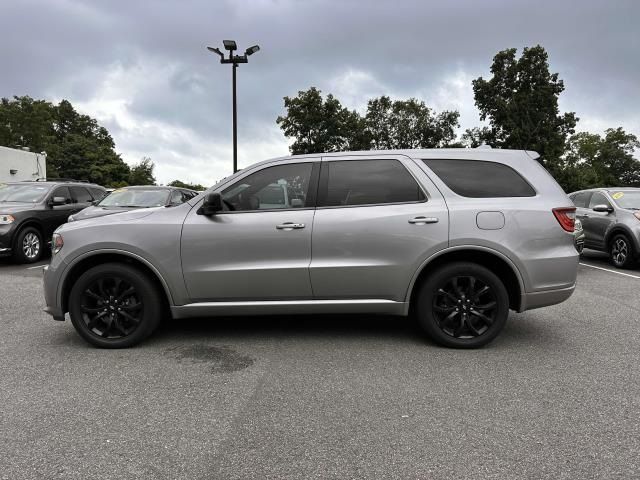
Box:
[423, 159, 536, 198]
[319, 159, 425, 207]
[221, 163, 314, 211]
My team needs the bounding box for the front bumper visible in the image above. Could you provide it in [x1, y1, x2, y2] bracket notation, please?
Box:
[0, 224, 17, 257]
[42, 264, 66, 321]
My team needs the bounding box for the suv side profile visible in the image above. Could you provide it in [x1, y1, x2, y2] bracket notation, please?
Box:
[43, 149, 578, 349]
[569, 188, 640, 268]
[0, 181, 106, 263]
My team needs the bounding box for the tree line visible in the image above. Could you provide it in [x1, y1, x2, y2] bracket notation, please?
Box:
[0, 96, 204, 189]
[277, 45, 640, 192]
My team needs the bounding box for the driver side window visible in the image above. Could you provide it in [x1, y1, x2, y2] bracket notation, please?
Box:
[588, 192, 611, 209]
[221, 163, 314, 212]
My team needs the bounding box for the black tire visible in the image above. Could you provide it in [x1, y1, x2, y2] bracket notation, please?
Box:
[610, 234, 636, 269]
[68, 263, 163, 348]
[415, 262, 509, 349]
[13, 226, 43, 264]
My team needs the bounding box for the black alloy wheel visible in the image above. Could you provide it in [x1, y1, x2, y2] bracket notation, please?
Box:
[69, 263, 162, 348]
[416, 262, 509, 348]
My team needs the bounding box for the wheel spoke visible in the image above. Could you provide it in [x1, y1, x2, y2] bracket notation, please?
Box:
[470, 309, 493, 326]
[119, 310, 140, 324]
[452, 314, 465, 337]
[84, 289, 103, 302]
[117, 287, 135, 301]
[465, 316, 483, 336]
[437, 288, 458, 303]
[434, 304, 456, 313]
[81, 305, 104, 314]
[473, 285, 489, 300]
[121, 302, 142, 312]
[473, 301, 496, 310]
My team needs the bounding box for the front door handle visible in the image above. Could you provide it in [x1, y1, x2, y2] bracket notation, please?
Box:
[409, 216, 439, 225]
[276, 222, 305, 230]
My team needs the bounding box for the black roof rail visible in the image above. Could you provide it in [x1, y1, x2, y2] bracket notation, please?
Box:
[38, 178, 90, 183]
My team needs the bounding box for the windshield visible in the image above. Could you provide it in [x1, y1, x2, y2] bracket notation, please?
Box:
[610, 191, 640, 210]
[98, 188, 170, 208]
[0, 183, 50, 203]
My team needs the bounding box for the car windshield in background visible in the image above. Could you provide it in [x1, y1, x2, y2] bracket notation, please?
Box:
[98, 188, 170, 208]
[610, 191, 640, 210]
[0, 183, 50, 202]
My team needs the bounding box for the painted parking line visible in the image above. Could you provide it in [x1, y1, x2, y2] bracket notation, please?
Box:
[579, 262, 640, 279]
[25, 264, 47, 270]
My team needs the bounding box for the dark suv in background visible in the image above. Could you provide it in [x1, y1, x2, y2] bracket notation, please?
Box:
[0, 181, 106, 263]
[569, 188, 640, 268]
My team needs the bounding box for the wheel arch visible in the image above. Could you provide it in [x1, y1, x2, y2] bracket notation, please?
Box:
[605, 225, 640, 252]
[60, 250, 174, 314]
[406, 246, 526, 313]
[12, 220, 45, 247]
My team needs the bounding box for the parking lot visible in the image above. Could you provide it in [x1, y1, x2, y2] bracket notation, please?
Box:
[0, 251, 638, 479]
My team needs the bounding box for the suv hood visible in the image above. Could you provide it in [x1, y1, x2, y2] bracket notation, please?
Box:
[0, 202, 37, 214]
[60, 207, 159, 232]
[71, 205, 139, 221]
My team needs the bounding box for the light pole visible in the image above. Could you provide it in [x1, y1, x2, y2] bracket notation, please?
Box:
[207, 40, 260, 173]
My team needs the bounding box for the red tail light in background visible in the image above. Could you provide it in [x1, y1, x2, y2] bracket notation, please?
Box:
[552, 207, 576, 232]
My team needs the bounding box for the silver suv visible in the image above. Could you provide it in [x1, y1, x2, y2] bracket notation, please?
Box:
[569, 188, 640, 268]
[43, 149, 579, 349]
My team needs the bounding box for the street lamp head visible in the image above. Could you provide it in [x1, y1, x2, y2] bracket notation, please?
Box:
[206, 46, 224, 60]
[245, 45, 260, 56]
[223, 40, 237, 51]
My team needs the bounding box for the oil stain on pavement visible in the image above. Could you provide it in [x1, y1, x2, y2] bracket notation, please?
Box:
[164, 344, 255, 373]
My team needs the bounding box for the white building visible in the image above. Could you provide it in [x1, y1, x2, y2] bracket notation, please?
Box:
[0, 146, 47, 183]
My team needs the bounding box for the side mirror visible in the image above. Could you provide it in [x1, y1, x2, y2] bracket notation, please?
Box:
[50, 196, 67, 206]
[592, 204, 613, 213]
[197, 192, 224, 216]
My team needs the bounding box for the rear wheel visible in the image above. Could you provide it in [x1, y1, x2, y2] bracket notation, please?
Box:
[13, 227, 43, 264]
[610, 234, 636, 269]
[68, 263, 163, 348]
[415, 262, 509, 348]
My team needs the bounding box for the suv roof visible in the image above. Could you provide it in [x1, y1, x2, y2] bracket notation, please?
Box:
[7, 180, 105, 188]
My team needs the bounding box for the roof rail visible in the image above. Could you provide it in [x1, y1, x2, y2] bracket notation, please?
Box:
[38, 178, 90, 183]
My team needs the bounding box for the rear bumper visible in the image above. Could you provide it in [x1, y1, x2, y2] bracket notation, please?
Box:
[520, 284, 576, 311]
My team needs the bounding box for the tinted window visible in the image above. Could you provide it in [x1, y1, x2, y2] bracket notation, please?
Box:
[169, 190, 184, 205]
[70, 186, 93, 204]
[320, 160, 424, 207]
[222, 163, 314, 211]
[571, 191, 592, 208]
[588, 192, 611, 209]
[423, 159, 536, 198]
[50, 186, 71, 203]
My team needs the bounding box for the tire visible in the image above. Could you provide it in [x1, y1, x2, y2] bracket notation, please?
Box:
[610, 234, 636, 269]
[415, 262, 509, 349]
[68, 263, 163, 348]
[13, 226, 43, 264]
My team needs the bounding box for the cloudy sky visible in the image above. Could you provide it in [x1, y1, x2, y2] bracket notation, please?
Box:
[1, 0, 638, 185]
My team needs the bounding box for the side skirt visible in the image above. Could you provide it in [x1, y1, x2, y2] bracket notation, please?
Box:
[171, 299, 407, 319]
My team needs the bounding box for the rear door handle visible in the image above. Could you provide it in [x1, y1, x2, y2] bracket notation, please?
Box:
[409, 216, 439, 225]
[276, 222, 305, 230]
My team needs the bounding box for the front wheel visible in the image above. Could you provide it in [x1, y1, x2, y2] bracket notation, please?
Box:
[610, 234, 636, 269]
[13, 227, 43, 264]
[415, 262, 509, 348]
[68, 263, 163, 348]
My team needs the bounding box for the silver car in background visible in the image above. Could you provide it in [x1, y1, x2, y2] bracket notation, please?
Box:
[569, 188, 640, 268]
[43, 148, 579, 349]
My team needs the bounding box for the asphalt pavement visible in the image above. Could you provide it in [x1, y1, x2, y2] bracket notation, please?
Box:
[0, 252, 638, 479]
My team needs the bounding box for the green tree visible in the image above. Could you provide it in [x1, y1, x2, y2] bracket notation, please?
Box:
[129, 157, 156, 185]
[276, 87, 369, 154]
[168, 180, 206, 191]
[558, 128, 640, 192]
[460, 127, 494, 148]
[364, 96, 459, 149]
[0, 96, 131, 186]
[472, 45, 578, 173]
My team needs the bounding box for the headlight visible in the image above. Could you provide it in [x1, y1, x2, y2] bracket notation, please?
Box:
[67, 215, 75, 222]
[0, 214, 15, 224]
[52, 233, 64, 255]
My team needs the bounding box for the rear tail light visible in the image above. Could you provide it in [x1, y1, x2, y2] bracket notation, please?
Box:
[552, 207, 576, 232]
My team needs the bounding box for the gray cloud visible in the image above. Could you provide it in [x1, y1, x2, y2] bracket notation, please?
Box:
[1, 0, 638, 184]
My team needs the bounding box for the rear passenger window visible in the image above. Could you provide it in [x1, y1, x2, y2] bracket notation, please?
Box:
[571, 192, 592, 208]
[320, 160, 425, 207]
[70, 186, 93, 204]
[423, 159, 536, 198]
